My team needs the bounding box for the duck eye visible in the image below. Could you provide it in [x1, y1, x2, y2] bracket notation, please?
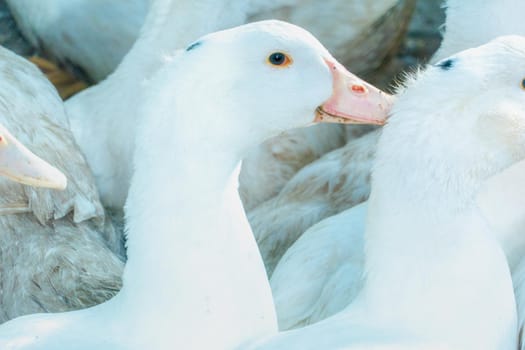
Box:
[436, 58, 455, 71]
[521, 78, 525, 90]
[267, 52, 292, 68]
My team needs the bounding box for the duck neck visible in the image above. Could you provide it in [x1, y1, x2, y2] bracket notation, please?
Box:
[118, 93, 277, 346]
[359, 112, 516, 346]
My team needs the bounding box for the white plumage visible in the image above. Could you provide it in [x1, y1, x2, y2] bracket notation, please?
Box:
[247, 36, 525, 350]
[0, 20, 389, 349]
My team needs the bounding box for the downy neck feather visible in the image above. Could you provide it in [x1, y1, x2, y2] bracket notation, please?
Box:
[361, 49, 522, 347]
[120, 53, 277, 348]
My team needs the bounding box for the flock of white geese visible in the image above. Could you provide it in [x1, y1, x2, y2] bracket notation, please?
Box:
[0, 0, 523, 349]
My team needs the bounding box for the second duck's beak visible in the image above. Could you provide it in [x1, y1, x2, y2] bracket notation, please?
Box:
[316, 58, 394, 125]
[0, 125, 67, 190]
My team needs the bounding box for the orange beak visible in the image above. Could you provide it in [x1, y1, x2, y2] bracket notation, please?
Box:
[316, 58, 394, 125]
[0, 124, 67, 190]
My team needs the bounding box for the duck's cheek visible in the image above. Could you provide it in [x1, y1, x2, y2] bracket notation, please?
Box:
[476, 105, 525, 159]
[315, 58, 393, 125]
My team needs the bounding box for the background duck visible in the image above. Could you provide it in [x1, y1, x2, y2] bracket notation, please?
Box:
[4, 0, 148, 82]
[3, 0, 414, 86]
[271, 203, 367, 330]
[0, 46, 124, 324]
[432, 0, 525, 62]
[239, 124, 348, 211]
[0, 20, 389, 350]
[247, 35, 525, 350]
[250, 129, 379, 274]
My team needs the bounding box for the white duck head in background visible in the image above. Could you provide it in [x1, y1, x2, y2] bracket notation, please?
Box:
[0, 123, 66, 189]
[0, 20, 390, 350]
[5, 0, 148, 82]
[246, 35, 525, 350]
[433, 0, 525, 62]
[4, 0, 405, 84]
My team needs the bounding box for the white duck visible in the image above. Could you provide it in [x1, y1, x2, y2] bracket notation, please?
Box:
[431, 2, 525, 347]
[0, 46, 124, 323]
[269, 0, 525, 332]
[65, 0, 401, 211]
[0, 20, 390, 350]
[246, 35, 525, 350]
[5, 0, 148, 82]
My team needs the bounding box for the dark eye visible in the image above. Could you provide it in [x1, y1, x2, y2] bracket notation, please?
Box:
[436, 58, 455, 71]
[186, 41, 202, 52]
[521, 78, 525, 90]
[267, 52, 292, 68]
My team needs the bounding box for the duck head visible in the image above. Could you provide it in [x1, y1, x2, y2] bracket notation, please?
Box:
[157, 20, 392, 150]
[382, 35, 525, 186]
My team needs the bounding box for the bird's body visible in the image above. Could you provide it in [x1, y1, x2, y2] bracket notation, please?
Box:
[0, 20, 391, 349]
[0, 46, 124, 323]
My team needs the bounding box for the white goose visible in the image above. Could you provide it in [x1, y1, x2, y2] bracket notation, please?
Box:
[0, 46, 124, 323]
[0, 20, 390, 349]
[65, 0, 401, 211]
[270, 0, 525, 329]
[431, 1, 525, 347]
[437, 4, 525, 348]
[246, 35, 525, 350]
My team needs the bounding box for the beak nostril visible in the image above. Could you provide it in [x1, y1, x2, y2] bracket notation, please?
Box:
[350, 84, 367, 94]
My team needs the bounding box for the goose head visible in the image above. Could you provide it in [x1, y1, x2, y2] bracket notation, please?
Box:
[378, 35, 525, 196]
[0, 123, 66, 190]
[141, 20, 393, 158]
